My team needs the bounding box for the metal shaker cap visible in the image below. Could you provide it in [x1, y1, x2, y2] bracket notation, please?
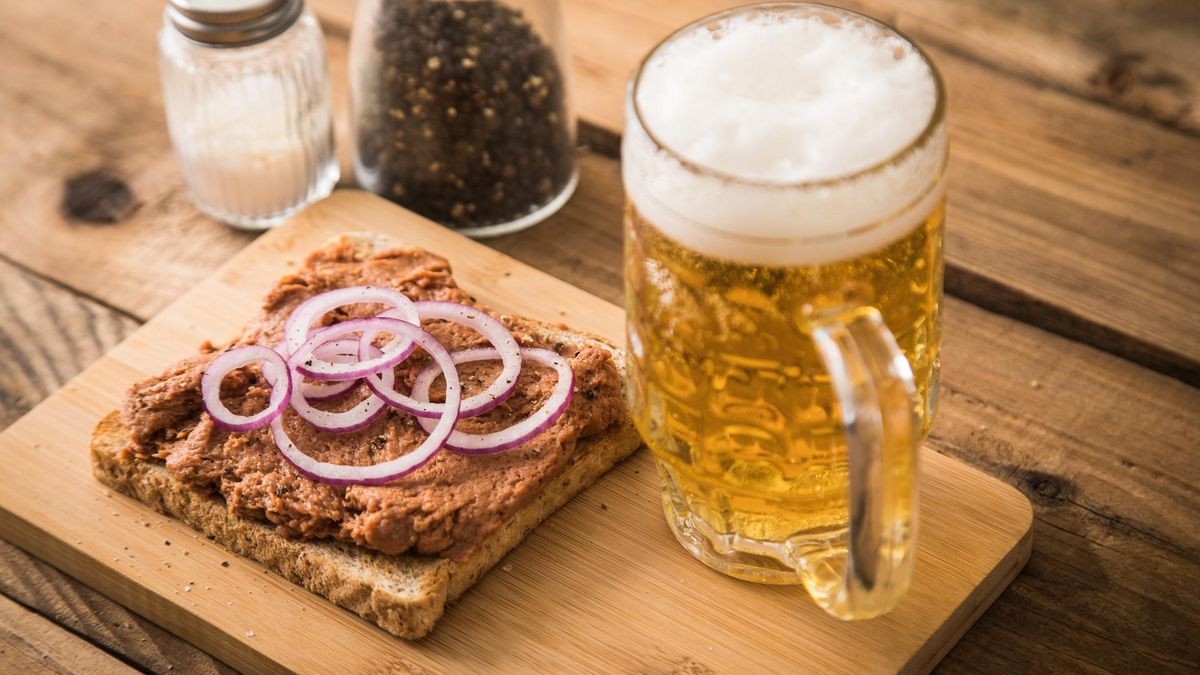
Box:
[166, 0, 304, 47]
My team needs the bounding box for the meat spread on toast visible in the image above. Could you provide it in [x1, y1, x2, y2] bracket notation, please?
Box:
[119, 239, 625, 562]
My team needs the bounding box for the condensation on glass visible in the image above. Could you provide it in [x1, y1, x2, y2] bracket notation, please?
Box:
[159, 0, 339, 230]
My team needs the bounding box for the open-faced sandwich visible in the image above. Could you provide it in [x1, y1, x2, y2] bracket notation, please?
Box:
[90, 233, 642, 638]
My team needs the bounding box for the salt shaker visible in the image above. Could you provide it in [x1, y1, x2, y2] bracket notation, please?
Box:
[159, 0, 338, 230]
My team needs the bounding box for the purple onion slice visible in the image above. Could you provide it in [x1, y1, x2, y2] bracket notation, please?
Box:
[200, 345, 292, 432]
[284, 286, 419, 375]
[288, 345, 393, 434]
[268, 321, 462, 486]
[410, 347, 573, 454]
[296, 339, 363, 402]
[365, 302, 522, 418]
[291, 317, 420, 381]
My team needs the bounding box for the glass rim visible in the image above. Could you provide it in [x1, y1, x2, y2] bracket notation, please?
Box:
[629, 1, 948, 191]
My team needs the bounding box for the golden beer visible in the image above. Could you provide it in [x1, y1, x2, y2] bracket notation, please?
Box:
[623, 3, 947, 619]
[624, 199, 943, 568]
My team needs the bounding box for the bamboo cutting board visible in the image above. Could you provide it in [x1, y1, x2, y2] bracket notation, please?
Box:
[0, 191, 1031, 674]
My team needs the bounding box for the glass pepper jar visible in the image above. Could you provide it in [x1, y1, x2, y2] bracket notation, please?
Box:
[159, 0, 339, 230]
[349, 0, 577, 237]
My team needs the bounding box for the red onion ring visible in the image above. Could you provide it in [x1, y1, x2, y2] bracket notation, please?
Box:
[284, 286, 419, 377]
[410, 347, 573, 454]
[269, 322, 461, 486]
[364, 302, 522, 419]
[201, 287, 554, 486]
[288, 345, 393, 434]
[274, 338, 362, 402]
[200, 345, 291, 432]
[297, 339, 363, 402]
[291, 317, 420, 381]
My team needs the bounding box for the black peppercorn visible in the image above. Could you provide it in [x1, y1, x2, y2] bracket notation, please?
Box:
[354, 0, 574, 230]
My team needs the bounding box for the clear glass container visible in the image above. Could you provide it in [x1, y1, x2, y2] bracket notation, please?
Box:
[159, 0, 339, 230]
[349, 0, 577, 237]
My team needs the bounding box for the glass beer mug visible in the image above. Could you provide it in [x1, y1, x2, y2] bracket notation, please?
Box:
[623, 3, 947, 619]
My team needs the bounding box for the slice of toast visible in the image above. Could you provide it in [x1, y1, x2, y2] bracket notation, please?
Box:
[89, 233, 643, 639]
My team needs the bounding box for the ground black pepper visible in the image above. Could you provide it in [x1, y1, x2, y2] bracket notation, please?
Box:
[354, 0, 574, 230]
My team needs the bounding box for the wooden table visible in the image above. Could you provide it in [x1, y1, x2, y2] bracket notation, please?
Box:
[0, 0, 1196, 672]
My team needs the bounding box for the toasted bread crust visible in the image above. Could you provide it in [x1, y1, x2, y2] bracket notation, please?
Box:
[90, 233, 642, 639]
[92, 410, 641, 638]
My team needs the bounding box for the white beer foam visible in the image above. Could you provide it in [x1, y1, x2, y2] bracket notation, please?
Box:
[624, 9, 946, 266]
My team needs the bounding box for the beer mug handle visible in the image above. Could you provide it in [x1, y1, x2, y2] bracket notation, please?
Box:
[810, 306, 919, 619]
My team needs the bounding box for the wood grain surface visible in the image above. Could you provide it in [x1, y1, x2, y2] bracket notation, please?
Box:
[0, 0, 1197, 672]
[0, 261, 236, 673]
[827, 0, 1200, 135]
[0, 192, 1032, 674]
[0, 592, 133, 674]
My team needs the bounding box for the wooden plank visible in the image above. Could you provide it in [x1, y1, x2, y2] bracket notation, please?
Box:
[446, 167, 1200, 672]
[0, 190, 1032, 674]
[842, 0, 1200, 135]
[0, 0, 276, 321]
[0, 540, 237, 675]
[0, 593, 134, 675]
[933, 306, 1200, 673]
[0, 260, 138, 430]
[939, 51, 1200, 384]
[0, 260, 235, 675]
[0, 641, 56, 675]
[487, 154, 627, 305]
